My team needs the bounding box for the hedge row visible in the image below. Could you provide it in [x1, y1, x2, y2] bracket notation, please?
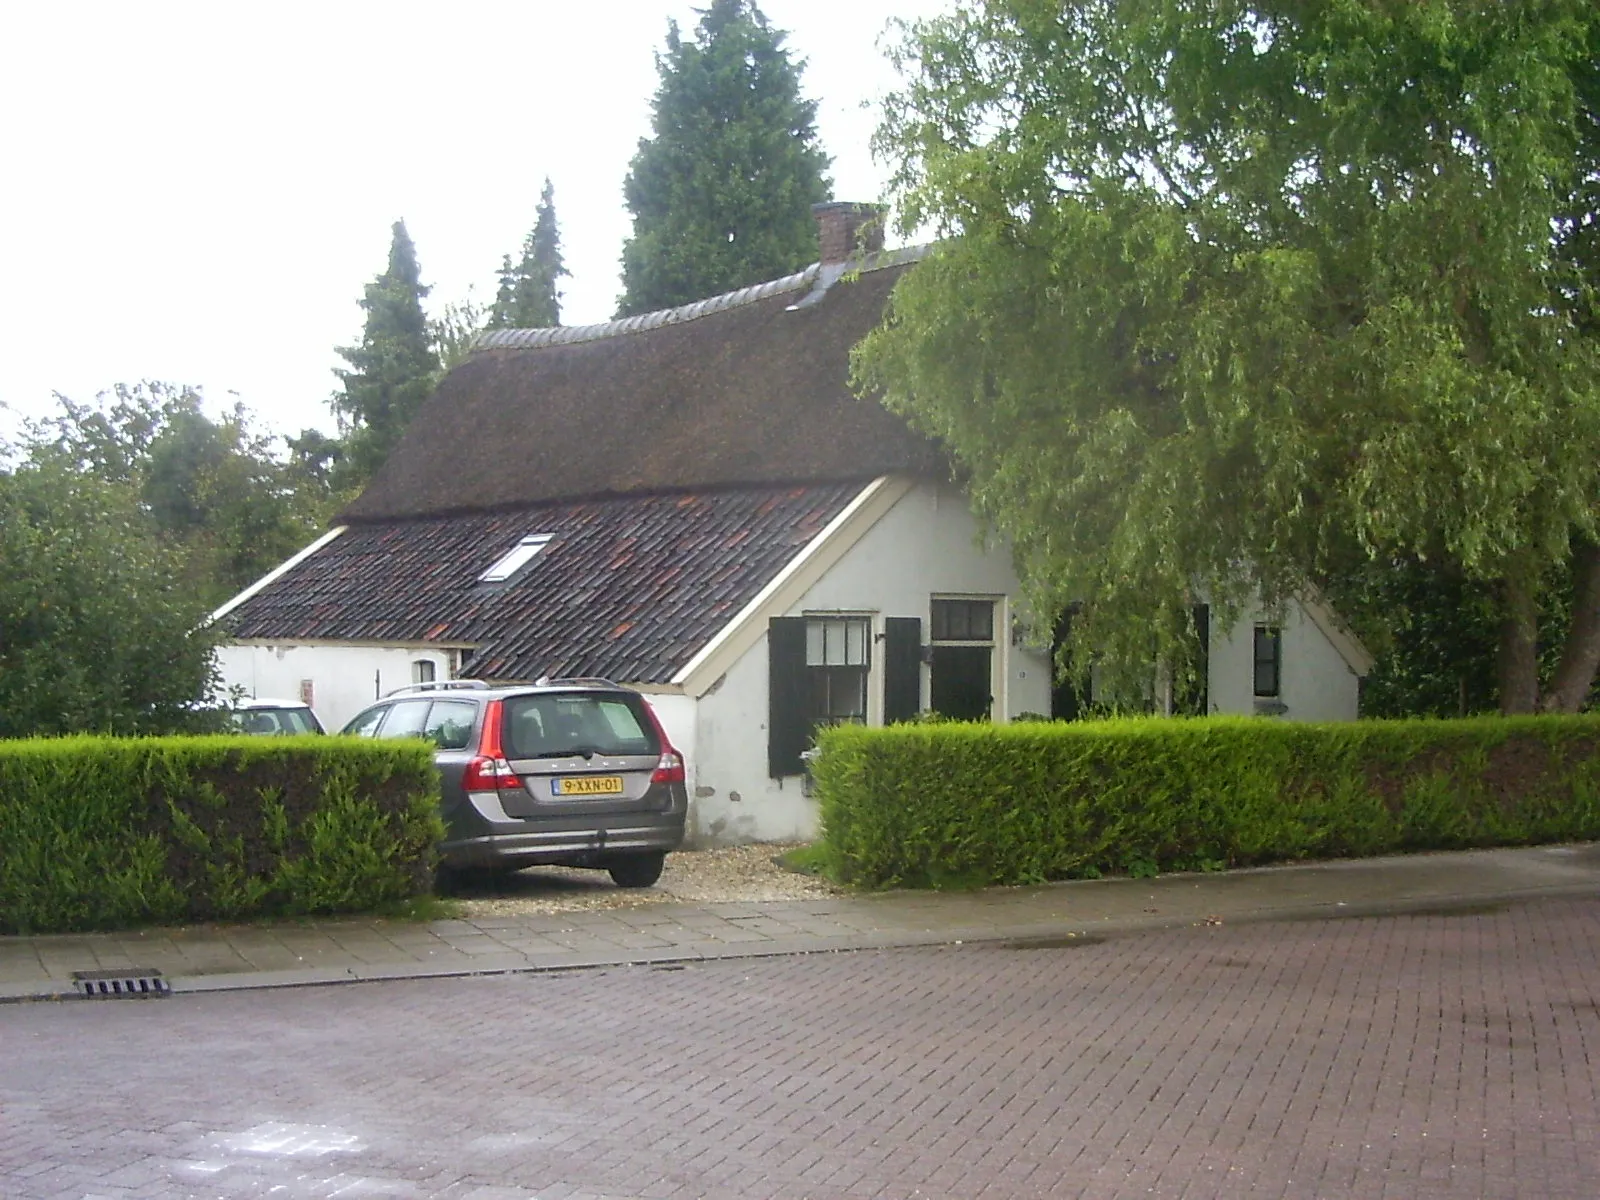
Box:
[0, 736, 442, 934]
[810, 715, 1600, 889]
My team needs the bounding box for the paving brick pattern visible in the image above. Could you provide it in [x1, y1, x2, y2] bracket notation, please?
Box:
[4, 897, 1599, 1199]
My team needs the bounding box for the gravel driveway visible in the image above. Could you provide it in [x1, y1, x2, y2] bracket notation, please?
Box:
[450, 843, 842, 918]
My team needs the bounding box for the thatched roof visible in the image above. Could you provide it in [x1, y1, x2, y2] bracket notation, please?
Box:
[340, 252, 943, 522]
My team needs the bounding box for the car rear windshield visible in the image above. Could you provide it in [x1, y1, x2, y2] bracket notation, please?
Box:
[233, 707, 323, 735]
[501, 693, 660, 759]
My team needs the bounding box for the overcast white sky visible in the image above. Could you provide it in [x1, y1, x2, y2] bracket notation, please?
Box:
[0, 1, 945, 444]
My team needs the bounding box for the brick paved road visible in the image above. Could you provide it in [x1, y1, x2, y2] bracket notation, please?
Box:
[4, 897, 1599, 1199]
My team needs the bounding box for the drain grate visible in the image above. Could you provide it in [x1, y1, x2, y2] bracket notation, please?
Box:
[71, 968, 170, 998]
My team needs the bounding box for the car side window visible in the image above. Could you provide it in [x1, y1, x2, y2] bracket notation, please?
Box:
[424, 700, 478, 750]
[341, 705, 388, 737]
[377, 700, 431, 739]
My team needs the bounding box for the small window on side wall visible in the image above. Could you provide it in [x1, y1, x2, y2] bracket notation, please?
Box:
[412, 660, 436, 685]
[1253, 626, 1282, 697]
[768, 615, 871, 777]
[805, 616, 870, 725]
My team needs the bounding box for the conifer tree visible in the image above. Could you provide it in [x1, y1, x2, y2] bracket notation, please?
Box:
[331, 220, 440, 485]
[488, 178, 567, 329]
[618, 0, 832, 316]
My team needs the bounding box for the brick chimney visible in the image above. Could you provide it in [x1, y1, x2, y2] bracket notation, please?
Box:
[812, 201, 886, 264]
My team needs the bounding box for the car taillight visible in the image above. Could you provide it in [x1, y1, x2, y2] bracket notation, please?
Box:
[463, 755, 518, 791]
[652, 749, 685, 785]
[463, 699, 516, 791]
[642, 699, 685, 784]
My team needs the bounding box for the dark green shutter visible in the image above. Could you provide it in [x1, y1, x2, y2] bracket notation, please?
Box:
[768, 617, 808, 777]
[884, 617, 922, 724]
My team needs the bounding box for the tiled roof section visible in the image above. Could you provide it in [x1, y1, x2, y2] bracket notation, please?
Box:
[340, 249, 945, 522]
[222, 483, 867, 685]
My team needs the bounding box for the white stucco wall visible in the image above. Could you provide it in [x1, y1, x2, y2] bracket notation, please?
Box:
[688, 481, 1053, 845]
[213, 642, 455, 732]
[1207, 604, 1362, 721]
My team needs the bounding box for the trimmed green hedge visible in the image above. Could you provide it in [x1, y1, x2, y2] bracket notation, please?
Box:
[0, 735, 442, 933]
[811, 715, 1600, 889]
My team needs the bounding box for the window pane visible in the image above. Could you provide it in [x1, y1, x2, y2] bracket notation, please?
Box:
[341, 706, 387, 737]
[377, 700, 431, 739]
[806, 620, 826, 666]
[948, 603, 970, 640]
[593, 699, 649, 743]
[825, 621, 845, 666]
[932, 599, 994, 644]
[811, 666, 867, 724]
[479, 534, 552, 583]
[502, 694, 658, 758]
[412, 660, 436, 685]
[424, 700, 478, 750]
[1253, 626, 1281, 697]
[806, 617, 868, 666]
[968, 601, 993, 641]
[846, 619, 867, 667]
[278, 708, 319, 735]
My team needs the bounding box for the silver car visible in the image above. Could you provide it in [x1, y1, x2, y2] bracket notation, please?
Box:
[339, 679, 687, 888]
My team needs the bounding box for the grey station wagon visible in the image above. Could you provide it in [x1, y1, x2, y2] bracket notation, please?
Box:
[340, 679, 687, 888]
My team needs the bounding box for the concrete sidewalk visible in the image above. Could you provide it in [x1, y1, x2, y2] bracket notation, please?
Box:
[4, 842, 1598, 1003]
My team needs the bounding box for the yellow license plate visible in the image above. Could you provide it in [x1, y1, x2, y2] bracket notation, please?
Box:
[552, 776, 624, 797]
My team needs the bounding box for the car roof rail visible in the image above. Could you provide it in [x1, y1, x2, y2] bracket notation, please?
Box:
[384, 679, 492, 697]
[535, 675, 623, 689]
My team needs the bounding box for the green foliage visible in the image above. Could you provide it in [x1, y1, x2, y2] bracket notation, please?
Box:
[1335, 554, 1600, 717]
[489, 177, 567, 329]
[20, 383, 339, 608]
[857, 0, 1600, 710]
[618, 0, 833, 315]
[332, 220, 441, 487]
[0, 458, 222, 737]
[810, 716, 1600, 890]
[429, 290, 489, 375]
[776, 842, 832, 877]
[0, 736, 441, 933]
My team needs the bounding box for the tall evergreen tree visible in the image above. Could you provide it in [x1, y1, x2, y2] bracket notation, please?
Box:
[489, 178, 568, 329]
[617, 0, 832, 316]
[331, 220, 440, 485]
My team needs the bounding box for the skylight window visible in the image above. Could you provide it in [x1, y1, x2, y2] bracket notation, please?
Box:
[478, 534, 553, 583]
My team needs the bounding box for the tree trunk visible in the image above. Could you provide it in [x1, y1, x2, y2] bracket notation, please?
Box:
[1539, 541, 1600, 714]
[1497, 569, 1540, 714]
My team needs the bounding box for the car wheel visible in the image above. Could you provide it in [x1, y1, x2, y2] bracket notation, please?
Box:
[607, 852, 665, 889]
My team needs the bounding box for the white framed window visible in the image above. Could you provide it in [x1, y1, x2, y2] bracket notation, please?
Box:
[479, 534, 553, 583]
[1254, 626, 1282, 698]
[412, 660, 437, 686]
[805, 615, 871, 725]
[929, 596, 998, 721]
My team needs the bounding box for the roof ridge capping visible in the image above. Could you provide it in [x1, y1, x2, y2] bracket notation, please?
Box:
[474, 203, 928, 352]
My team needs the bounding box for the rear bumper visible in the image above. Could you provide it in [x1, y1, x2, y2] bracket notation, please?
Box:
[441, 789, 686, 870]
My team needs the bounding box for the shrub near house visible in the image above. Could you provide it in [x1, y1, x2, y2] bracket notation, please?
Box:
[0, 735, 441, 934]
[811, 716, 1600, 890]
